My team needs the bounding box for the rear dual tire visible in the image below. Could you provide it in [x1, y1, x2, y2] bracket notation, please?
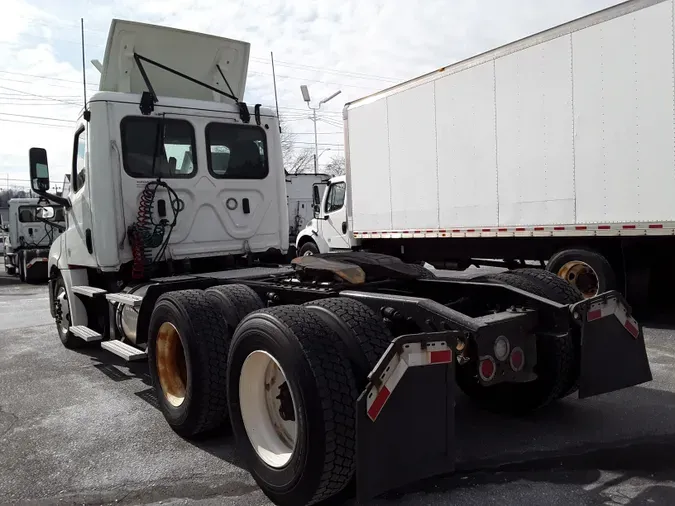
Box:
[148, 289, 387, 505]
[228, 306, 358, 506]
[148, 289, 230, 438]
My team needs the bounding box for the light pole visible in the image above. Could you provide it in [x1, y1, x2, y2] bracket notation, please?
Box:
[300, 85, 341, 175]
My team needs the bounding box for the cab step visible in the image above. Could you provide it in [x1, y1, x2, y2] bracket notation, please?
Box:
[72, 286, 108, 298]
[69, 325, 103, 342]
[106, 293, 143, 307]
[101, 340, 147, 361]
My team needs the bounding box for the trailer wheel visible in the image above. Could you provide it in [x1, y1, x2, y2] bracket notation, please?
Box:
[228, 306, 357, 506]
[147, 289, 230, 438]
[304, 297, 392, 385]
[205, 284, 264, 332]
[546, 248, 616, 298]
[53, 275, 83, 349]
[299, 241, 319, 256]
[457, 272, 576, 413]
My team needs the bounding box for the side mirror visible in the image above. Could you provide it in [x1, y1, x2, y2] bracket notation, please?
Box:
[313, 203, 321, 219]
[29, 148, 50, 193]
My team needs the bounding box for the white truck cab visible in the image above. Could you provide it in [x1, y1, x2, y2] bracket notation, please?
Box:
[295, 175, 354, 256]
[28, 19, 288, 349]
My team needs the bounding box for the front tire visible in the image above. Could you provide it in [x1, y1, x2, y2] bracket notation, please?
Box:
[54, 275, 83, 349]
[18, 253, 25, 282]
[147, 289, 230, 438]
[299, 241, 319, 256]
[228, 306, 357, 506]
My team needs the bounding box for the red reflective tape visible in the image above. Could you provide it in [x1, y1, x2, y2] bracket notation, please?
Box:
[587, 309, 603, 321]
[414, 230, 422, 234]
[576, 226, 587, 230]
[623, 225, 636, 229]
[452, 229, 461, 233]
[482, 228, 491, 232]
[498, 228, 508, 232]
[554, 226, 565, 231]
[439, 229, 447, 233]
[598, 225, 610, 230]
[649, 224, 663, 229]
[515, 227, 526, 232]
[467, 229, 476, 232]
[367, 386, 391, 421]
[624, 319, 639, 339]
[534, 227, 544, 231]
[430, 350, 452, 364]
[426, 230, 434, 233]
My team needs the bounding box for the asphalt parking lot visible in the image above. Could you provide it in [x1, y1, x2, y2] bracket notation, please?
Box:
[2, 271, 675, 505]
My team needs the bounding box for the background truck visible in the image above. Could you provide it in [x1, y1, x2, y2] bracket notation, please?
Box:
[4, 197, 65, 282]
[296, 0, 675, 308]
[285, 172, 329, 257]
[29, 18, 652, 506]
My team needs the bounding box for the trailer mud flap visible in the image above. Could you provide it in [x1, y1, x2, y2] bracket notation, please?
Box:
[572, 291, 652, 398]
[356, 332, 457, 502]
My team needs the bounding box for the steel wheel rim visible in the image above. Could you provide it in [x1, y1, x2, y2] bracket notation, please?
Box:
[557, 260, 599, 298]
[56, 286, 70, 335]
[303, 250, 314, 256]
[156, 322, 188, 407]
[239, 350, 298, 468]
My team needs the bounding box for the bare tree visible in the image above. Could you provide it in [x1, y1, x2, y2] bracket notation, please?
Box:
[279, 117, 315, 174]
[323, 155, 346, 177]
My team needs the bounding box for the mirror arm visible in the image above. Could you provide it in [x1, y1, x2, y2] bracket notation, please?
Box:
[34, 190, 70, 209]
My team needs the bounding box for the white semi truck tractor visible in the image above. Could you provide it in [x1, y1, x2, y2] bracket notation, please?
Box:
[4, 197, 65, 282]
[29, 18, 652, 506]
[296, 0, 675, 310]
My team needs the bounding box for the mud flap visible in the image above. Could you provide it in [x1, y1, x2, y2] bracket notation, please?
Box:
[355, 331, 457, 502]
[571, 291, 652, 398]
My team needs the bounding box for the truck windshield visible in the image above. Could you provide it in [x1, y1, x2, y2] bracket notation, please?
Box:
[121, 117, 197, 178]
[205, 122, 268, 179]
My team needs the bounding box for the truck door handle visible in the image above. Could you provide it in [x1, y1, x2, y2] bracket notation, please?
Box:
[342, 221, 347, 234]
[242, 198, 250, 214]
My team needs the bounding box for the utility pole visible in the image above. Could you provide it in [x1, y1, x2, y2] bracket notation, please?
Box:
[300, 85, 341, 175]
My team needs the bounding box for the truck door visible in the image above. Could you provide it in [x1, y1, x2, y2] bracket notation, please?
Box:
[322, 181, 351, 250]
[64, 124, 96, 267]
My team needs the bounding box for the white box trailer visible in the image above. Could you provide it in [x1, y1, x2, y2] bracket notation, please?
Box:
[299, 0, 675, 305]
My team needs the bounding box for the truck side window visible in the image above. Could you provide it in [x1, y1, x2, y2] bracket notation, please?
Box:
[121, 117, 197, 178]
[325, 182, 346, 213]
[205, 122, 268, 179]
[72, 127, 86, 192]
[18, 206, 36, 223]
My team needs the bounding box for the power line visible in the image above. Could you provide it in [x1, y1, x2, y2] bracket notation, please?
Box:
[0, 112, 74, 123]
[0, 118, 72, 129]
[0, 69, 98, 88]
[0, 85, 81, 105]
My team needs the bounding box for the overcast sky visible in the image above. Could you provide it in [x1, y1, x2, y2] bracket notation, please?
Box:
[1, 0, 622, 187]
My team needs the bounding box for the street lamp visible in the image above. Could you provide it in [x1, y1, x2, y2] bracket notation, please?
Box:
[300, 85, 341, 174]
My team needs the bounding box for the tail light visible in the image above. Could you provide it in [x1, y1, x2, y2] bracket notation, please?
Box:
[493, 335, 510, 361]
[510, 347, 524, 372]
[479, 356, 496, 381]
